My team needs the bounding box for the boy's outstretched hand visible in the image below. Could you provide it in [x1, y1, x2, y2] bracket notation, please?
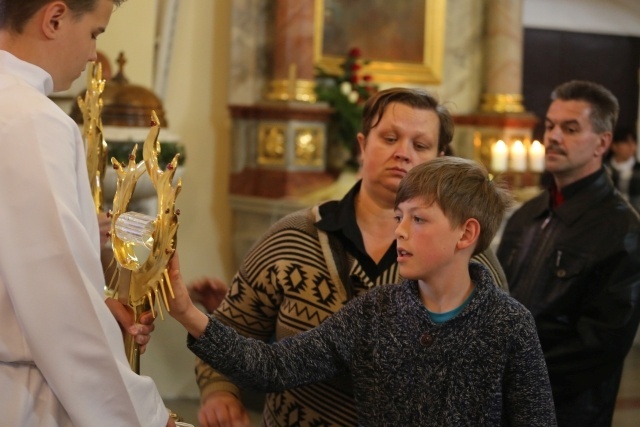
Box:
[167, 252, 209, 338]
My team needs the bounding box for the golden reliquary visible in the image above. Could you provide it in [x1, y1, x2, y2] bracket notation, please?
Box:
[79, 60, 186, 425]
[78, 61, 182, 372]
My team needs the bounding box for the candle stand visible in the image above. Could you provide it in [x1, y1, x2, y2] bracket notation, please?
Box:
[471, 131, 545, 202]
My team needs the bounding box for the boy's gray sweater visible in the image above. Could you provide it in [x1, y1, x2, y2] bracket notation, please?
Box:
[189, 263, 557, 426]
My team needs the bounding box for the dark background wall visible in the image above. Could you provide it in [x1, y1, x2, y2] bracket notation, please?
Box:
[523, 28, 640, 140]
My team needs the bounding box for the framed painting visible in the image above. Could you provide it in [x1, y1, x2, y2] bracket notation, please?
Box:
[314, 0, 446, 84]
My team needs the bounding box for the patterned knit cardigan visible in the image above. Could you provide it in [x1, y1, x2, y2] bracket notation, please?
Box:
[196, 206, 510, 426]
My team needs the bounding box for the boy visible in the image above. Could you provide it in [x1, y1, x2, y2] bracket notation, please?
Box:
[168, 157, 556, 426]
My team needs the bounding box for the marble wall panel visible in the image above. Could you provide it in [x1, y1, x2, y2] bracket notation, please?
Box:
[228, 0, 271, 104]
[438, 0, 485, 114]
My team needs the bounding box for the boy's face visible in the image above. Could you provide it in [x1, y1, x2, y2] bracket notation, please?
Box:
[53, 0, 113, 91]
[394, 197, 464, 282]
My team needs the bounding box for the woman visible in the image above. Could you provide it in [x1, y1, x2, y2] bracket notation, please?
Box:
[193, 88, 507, 427]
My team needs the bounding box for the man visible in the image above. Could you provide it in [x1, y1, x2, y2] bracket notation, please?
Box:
[497, 80, 640, 426]
[0, 1, 173, 426]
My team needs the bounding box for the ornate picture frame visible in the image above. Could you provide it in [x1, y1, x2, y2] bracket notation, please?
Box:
[314, 0, 446, 84]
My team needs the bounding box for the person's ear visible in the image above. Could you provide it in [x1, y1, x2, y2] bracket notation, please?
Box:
[457, 218, 480, 251]
[595, 131, 612, 157]
[41, 2, 68, 39]
[357, 132, 366, 153]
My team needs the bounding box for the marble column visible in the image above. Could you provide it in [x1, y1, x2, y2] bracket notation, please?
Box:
[480, 0, 525, 113]
[265, 0, 316, 102]
[227, 0, 335, 199]
[454, 0, 541, 193]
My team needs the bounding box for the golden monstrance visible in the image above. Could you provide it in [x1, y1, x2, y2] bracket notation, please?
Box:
[107, 109, 181, 371]
[79, 60, 187, 426]
[79, 61, 182, 370]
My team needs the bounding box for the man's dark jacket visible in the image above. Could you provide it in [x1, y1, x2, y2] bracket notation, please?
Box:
[497, 169, 640, 423]
[605, 159, 640, 212]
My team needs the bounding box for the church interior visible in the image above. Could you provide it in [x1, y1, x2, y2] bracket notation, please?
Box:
[48, 0, 640, 425]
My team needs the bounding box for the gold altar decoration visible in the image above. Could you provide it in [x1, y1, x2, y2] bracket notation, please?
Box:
[257, 124, 326, 168]
[107, 110, 182, 372]
[258, 124, 286, 165]
[266, 79, 317, 103]
[77, 61, 108, 213]
[266, 64, 317, 103]
[71, 52, 169, 128]
[294, 128, 324, 167]
[480, 93, 525, 114]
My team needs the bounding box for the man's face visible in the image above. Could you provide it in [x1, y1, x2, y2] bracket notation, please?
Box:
[54, 0, 113, 91]
[543, 99, 610, 187]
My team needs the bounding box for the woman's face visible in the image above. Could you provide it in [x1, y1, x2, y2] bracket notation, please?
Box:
[358, 103, 442, 204]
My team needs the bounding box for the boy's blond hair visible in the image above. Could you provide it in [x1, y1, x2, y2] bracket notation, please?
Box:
[395, 157, 512, 254]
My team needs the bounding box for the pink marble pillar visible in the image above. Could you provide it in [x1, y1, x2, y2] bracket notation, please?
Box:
[266, 0, 316, 102]
[456, 0, 538, 188]
[481, 0, 525, 113]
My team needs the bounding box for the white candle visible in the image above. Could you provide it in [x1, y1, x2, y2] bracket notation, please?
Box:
[510, 140, 527, 172]
[491, 140, 508, 172]
[529, 140, 545, 172]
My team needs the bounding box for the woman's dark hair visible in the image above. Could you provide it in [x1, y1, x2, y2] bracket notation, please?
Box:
[360, 87, 454, 154]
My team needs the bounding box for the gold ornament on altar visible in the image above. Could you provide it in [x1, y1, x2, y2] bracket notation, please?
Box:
[77, 61, 108, 213]
[107, 110, 182, 371]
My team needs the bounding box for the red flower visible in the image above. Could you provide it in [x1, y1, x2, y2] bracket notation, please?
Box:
[350, 63, 361, 72]
[350, 75, 359, 84]
[363, 75, 372, 82]
[348, 47, 361, 58]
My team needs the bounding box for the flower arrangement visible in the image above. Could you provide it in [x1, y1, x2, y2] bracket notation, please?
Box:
[315, 47, 378, 168]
